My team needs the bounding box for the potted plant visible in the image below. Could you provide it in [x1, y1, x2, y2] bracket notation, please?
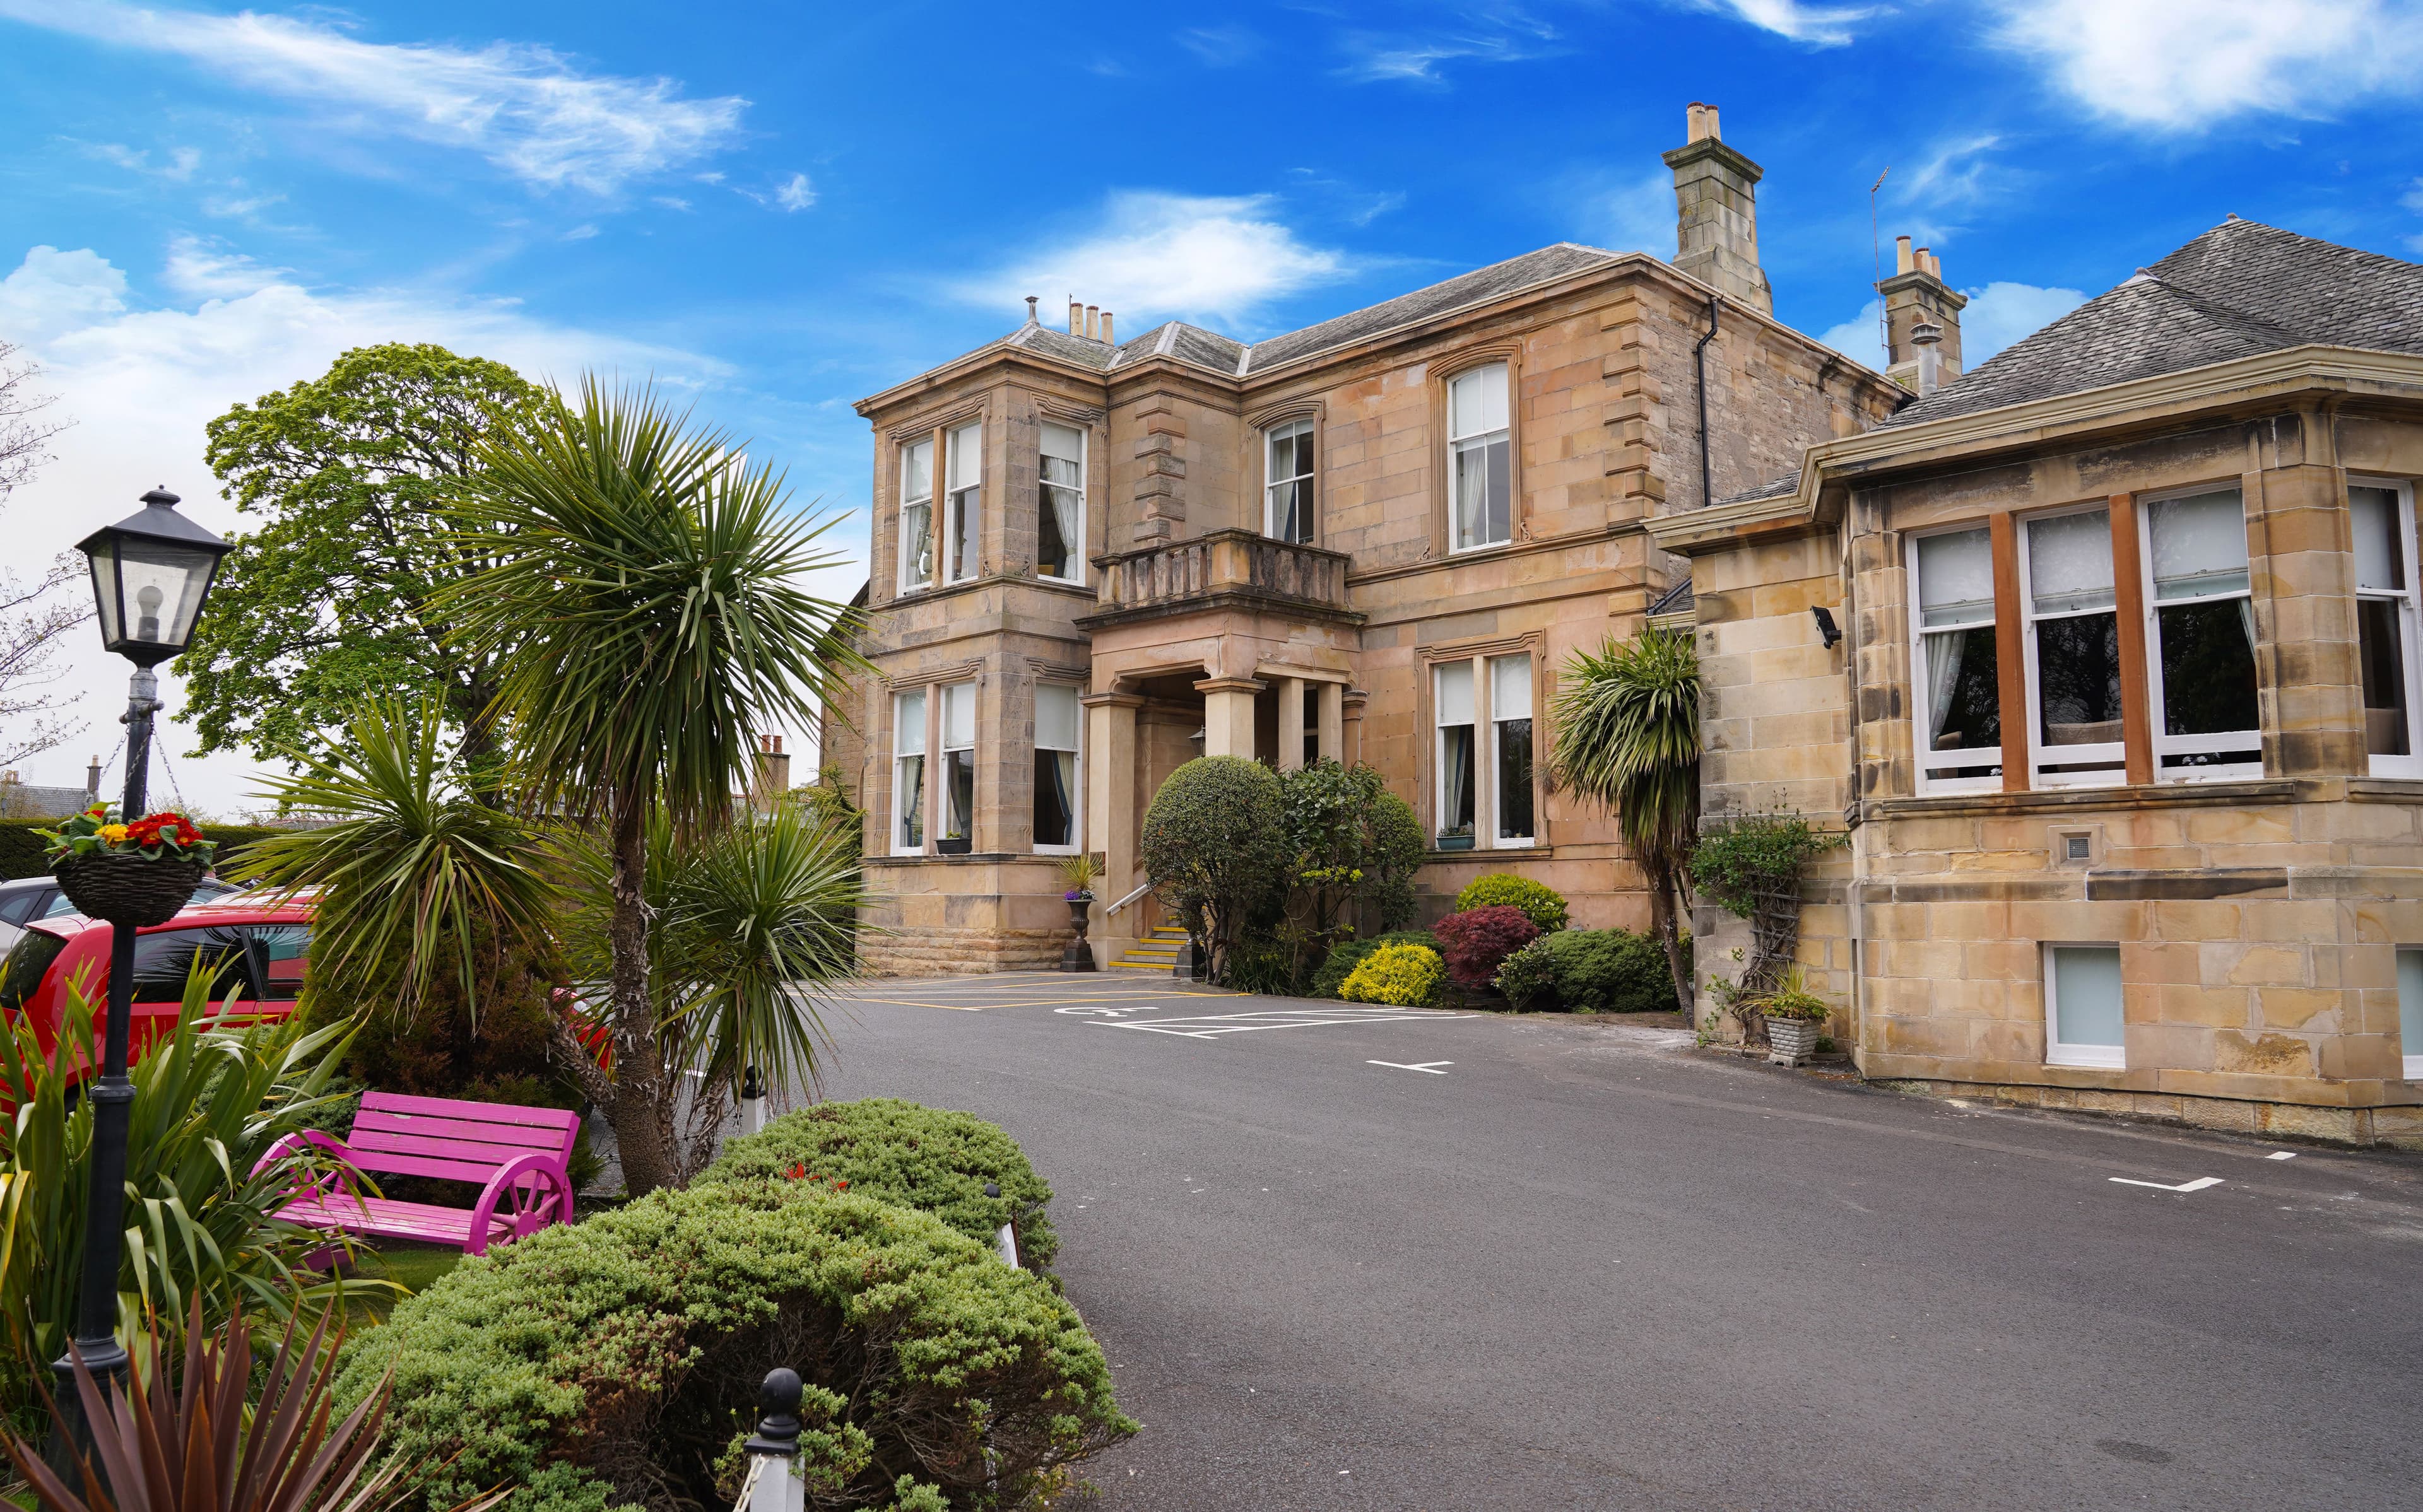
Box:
[1057, 852, 1103, 972]
[1436, 823, 1475, 852]
[38, 803, 219, 926]
[1759, 968, 1829, 1067]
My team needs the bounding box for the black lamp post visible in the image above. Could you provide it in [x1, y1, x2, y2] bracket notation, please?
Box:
[54, 487, 228, 1447]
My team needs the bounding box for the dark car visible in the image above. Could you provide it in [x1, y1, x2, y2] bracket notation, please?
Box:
[0, 894, 310, 1067]
[0, 873, 240, 954]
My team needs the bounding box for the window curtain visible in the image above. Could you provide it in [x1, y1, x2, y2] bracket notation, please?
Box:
[903, 501, 933, 583]
[1443, 729, 1472, 829]
[1927, 631, 1966, 749]
[1041, 751, 1075, 843]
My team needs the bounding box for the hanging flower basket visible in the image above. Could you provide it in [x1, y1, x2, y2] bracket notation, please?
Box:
[40, 805, 219, 926]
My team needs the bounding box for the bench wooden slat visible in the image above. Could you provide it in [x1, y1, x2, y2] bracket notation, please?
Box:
[346, 1126, 562, 1164]
[341, 1151, 521, 1186]
[351, 1110, 570, 1154]
[278, 1193, 509, 1245]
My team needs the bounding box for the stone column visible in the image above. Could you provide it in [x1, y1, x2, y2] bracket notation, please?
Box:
[1082, 692, 1145, 966]
[1318, 681, 1345, 764]
[1194, 677, 1265, 760]
[1342, 688, 1369, 768]
[1278, 676, 1307, 771]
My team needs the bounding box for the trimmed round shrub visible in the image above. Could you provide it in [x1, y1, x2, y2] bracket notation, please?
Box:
[1339, 942, 1444, 1007]
[1494, 936, 1559, 1011]
[1542, 927, 1676, 1013]
[1453, 874, 1569, 933]
[341, 1177, 1132, 1512]
[1309, 930, 1436, 999]
[1430, 905, 1542, 990]
[697, 1099, 1059, 1271]
[1141, 756, 1285, 982]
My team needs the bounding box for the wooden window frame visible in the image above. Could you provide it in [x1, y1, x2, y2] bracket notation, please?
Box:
[2015, 501, 2131, 790]
[943, 421, 983, 585]
[1433, 348, 1523, 557]
[1906, 522, 2005, 795]
[1037, 420, 1087, 586]
[2135, 484, 2261, 783]
[1263, 416, 1318, 545]
[1420, 636, 1545, 850]
[2352, 476, 2423, 780]
[895, 435, 936, 597]
[1031, 677, 1084, 856]
[890, 688, 930, 857]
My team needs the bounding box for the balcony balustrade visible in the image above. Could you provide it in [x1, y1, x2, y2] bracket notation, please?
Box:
[1085, 529, 1357, 624]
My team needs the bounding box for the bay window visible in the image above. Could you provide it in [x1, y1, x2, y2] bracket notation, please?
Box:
[2044, 943, 2126, 1069]
[1435, 660, 1476, 847]
[1490, 653, 1534, 845]
[1910, 525, 2003, 792]
[892, 689, 926, 855]
[2352, 481, 2422, 777]
[1034, 683, 1080, 852]
[2022, 507, 2125, 787]
[940, 681, 976, 852]
[2143, 488, 2259, 778]
[1266, 418, 1315, 544]
[1448, 363, 1511, 551]
[897, 438, 934, 593]
[945, 421, 981, 584]
[1039, 423, 1084, 582]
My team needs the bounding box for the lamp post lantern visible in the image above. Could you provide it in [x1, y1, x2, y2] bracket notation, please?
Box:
[53, 486, 228, 1455]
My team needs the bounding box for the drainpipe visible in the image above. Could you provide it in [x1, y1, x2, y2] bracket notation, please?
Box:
[1694, 295, 1722, 510]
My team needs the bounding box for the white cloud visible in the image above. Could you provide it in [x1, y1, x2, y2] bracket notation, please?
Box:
[0, 242, 726, 813]
[85, 142, 203, 182]
[1986, 0, 2423, 129]
[1817, 281, 2088, 372]
[1585, 169, 1678, 257]
[773, 173, 817, 212]
[1689, 1, 1883, 47]
[0, 1, 747, 191]
[1177, 25, 1263, 67]
[961, 192, 1348, 327]
[1334, 15, 1561, 85]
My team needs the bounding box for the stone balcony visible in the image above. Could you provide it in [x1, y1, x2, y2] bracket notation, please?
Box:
[1075, 529, 1362, 630]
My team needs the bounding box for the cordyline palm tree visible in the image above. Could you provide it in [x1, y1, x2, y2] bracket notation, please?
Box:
[1551, 624, 1702, 1013]
[437, 377, 867, 1195]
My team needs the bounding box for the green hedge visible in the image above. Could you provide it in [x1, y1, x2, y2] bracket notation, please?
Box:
[341, 1108, 1129, 1512]
[0, 819, 290, 880]
[695, 1099, 1059, 1272]
[1536, 928, 1679, 1013]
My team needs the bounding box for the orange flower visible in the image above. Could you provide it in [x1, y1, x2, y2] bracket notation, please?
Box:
[98, 824, 129, 842]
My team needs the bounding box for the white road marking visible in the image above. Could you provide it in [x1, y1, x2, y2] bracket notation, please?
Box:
[2109, 1175, 2224, 1193]
[1054, 1004, 1164, 1017]
[1098, 1007, 1470, 1039]
[1368, 1060, 1453, 1074]
[2267, 1151, 2298, 1160]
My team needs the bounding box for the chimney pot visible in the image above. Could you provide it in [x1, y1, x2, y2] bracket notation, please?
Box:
[1895, 235, 1914, 275]
[773, 735, 783, 754]
[1068, 298, 1083, 335]
[1100, 310, 1114, 345]
[1085, 304, 1099, 341]
[1025, 295, 1038, 323]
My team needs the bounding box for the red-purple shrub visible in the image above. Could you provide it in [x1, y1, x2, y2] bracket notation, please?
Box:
[1431, 905, 1542, 990]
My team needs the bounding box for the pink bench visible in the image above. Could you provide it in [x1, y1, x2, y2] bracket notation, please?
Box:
[262, 1091, 581, 1256]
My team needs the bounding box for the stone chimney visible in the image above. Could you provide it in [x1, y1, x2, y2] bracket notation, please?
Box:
[1882, 234, 1967, 392]
[753, 734, 791, 810]
[1660, 102, 1774, 316]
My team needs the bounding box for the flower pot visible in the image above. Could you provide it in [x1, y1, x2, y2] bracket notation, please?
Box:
[52, 852, 209, 927]
[1436, 834, 1475, 852]
[1766, 1016, 1821, 1067]
[937, 836, 972, 855]
[1061, 894, 1097, 973]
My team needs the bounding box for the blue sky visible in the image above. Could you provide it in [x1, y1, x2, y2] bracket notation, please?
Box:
[5, 0, 2422, 811]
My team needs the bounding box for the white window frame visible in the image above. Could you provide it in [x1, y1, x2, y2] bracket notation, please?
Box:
[1488, 652, 1535, 848]
[1447, 362, 1512, 553]
[896, 438, 934, 595]
[943, 421, 981, 585]
[938, 681, 977, 848]
[2352, 478, 2423, 780]
[2397, 946, 2423, 1081]
[1907, 523, 2004, 795]
[1433, 660, 1477, 847]
[1265, 417, 1315, 544]
[2018, 503, 2127, 790]
[1032, 681, 1083, 855]
[2043, 942, 2126, 1070]
[2138, 484, 2262, 783]
[890, 689, 928, 857]
[1037, 422, 1086, 585]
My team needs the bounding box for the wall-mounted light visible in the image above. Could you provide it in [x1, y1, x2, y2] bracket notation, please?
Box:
[1810, 606, 1842, 649]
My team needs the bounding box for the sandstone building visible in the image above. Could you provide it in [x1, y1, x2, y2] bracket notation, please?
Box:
[825, 105, 1905, 974]
[1651, 219, 2423, 1144]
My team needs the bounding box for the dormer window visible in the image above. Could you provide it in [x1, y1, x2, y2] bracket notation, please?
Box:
[897, 438, 934, 593]
[1039, 423, 1085, 582]
[945, 421, 981, 584]
[1448, 362, 1511, 551]
[1265, 418, 1314, 544]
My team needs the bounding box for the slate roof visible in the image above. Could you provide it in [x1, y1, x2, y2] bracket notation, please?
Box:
[934, 243, 1629, 389]
[1884, 218, 2423, 428]
[1716, 472, 1799, 507]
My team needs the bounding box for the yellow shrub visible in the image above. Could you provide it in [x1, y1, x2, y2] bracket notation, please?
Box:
[1339, 942, 1444, 1007]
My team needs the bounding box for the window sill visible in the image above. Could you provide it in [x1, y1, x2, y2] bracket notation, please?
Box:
[2350, 777, 2423, 802]
[869, 852, 1025, 866]
[1865, 778, 2295, 823]
[2047, 1048, 2126, 1070]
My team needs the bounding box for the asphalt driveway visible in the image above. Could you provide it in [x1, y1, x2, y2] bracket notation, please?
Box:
[808, 973, 2423, 1511]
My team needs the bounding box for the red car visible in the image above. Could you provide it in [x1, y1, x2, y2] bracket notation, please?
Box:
[0, 893, 310, 1064]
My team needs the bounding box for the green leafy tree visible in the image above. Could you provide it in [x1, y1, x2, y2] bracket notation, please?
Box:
[1141, 756, 1285, 985]
[1273, 761, 1424, 977]
[175, 344, 543, 769]
[437, 377, 866, 1197]
[1551, 624, 1701, 1013]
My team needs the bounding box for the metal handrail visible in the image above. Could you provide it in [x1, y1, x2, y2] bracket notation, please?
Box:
[1105, 879, 1153, 916]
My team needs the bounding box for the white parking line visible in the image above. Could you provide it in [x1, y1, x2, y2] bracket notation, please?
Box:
[1097, 1007, 1470, 1040]
[2109, 1175, 2223, 1193]
[1369, 1060, 1453, 1074]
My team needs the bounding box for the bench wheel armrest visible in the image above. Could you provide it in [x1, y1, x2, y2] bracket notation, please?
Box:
[468, 1153, 574, 1256]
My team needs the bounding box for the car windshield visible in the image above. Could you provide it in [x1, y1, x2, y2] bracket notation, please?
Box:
[0, 930, 66, 1015]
